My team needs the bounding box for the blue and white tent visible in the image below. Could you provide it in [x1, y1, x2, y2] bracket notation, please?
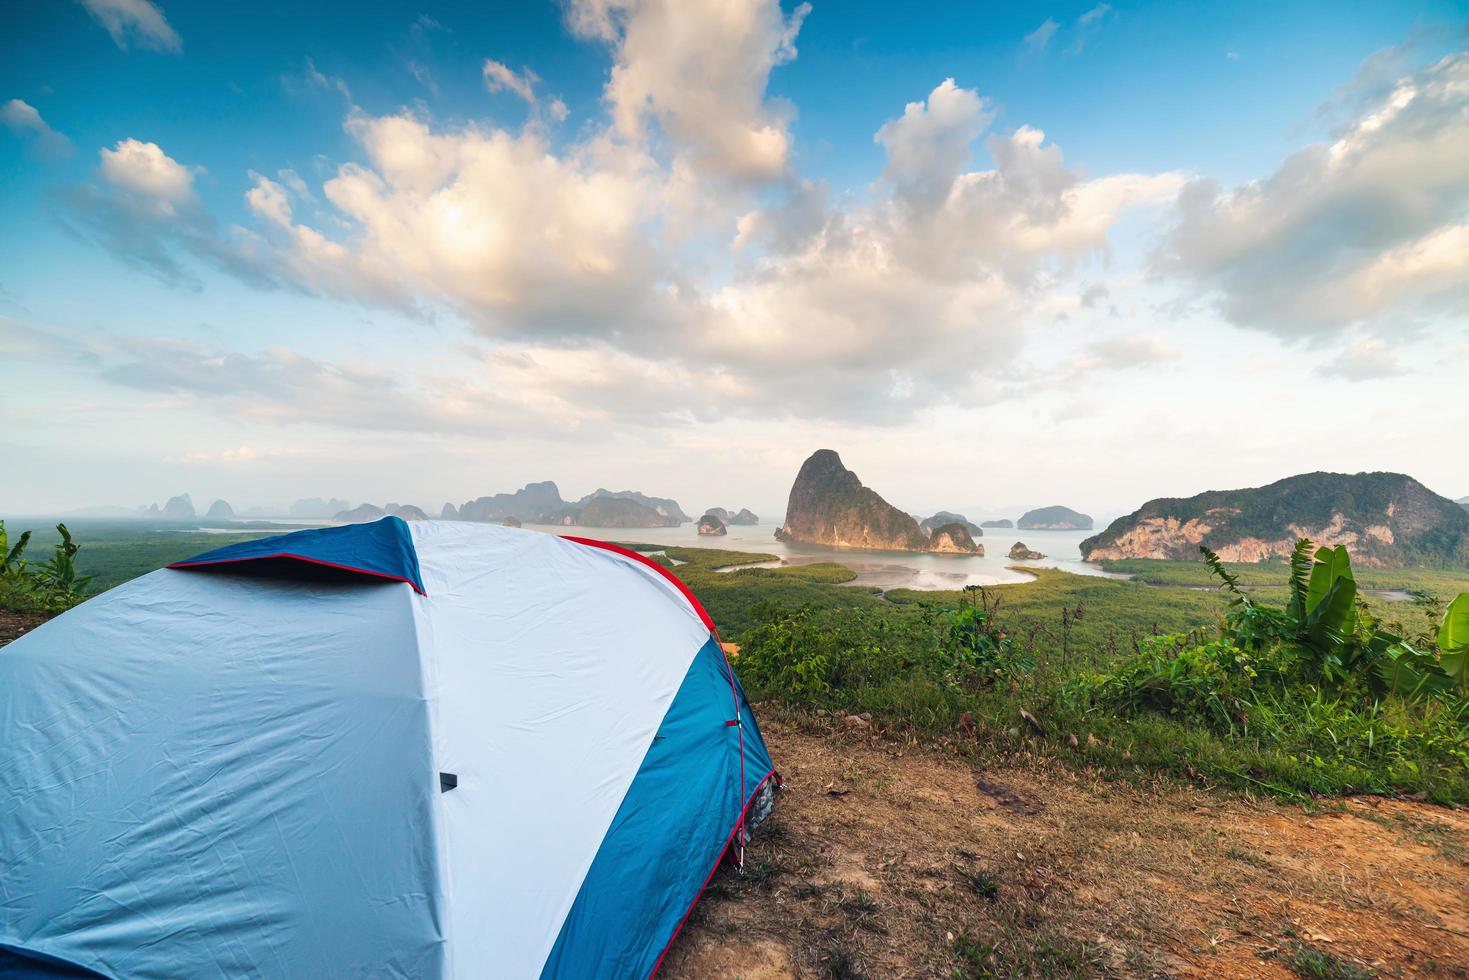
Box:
[0, 518, 777, 978]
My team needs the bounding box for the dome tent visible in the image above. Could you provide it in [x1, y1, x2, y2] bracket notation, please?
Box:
[0, 518, 777, 978]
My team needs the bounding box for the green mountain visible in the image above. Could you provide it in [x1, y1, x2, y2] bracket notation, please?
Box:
[1081, 471, 1469, 568]
[1018, 505, 1092, 530]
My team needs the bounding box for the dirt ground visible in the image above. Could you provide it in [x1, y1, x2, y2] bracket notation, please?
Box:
[662, 715, 1469, 979]
[0, 612, 46, 647]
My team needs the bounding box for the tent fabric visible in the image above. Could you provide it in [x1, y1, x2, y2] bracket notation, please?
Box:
[168, 515, 427, 594]
[0, 518, 775, 979]
[541, 636, 775, 978]
[0, 569, 443, 979]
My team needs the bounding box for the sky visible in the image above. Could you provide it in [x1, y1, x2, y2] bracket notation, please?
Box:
[2, 0, 1467, 519]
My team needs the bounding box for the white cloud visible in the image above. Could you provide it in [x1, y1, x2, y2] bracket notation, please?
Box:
[245, 171, 293, 227]
[1316, 339, 1409, 381]
[567, 0, 810, 182]
[1024, 19, 1059, 53]
[136, 70, 1177, 423]
[482, 60, 538, 104]
[79, 0, 181, 53]
[1077, 4, 1112, 29]
[241, 110, 663, 326]
[0, 99, 72, 156]
[1160, 52, 1469, 338]
[876, 78, 994, 211]
[301, 58, 351, 100]
[98, 138, 197, 208]
[1072, 334, 1181, 372]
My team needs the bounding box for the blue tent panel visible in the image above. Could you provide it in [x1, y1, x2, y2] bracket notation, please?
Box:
[169, 516, 426, 595]
[540, 636, 776, 978]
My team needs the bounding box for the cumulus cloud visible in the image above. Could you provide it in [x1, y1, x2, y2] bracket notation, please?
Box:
[876, 78, 994, 211]
[567, 0, 810, 182]
[55, 139, 281, 289]
[99, 137, 197, 205]
[1, 99, 72, 157]
[48, 6, 1185, 427]
[79, 0, 181, 53]
[1159, 51, 1469, 339]
[704, 79, 1182, 416]
[1315, 338, 1409, 381]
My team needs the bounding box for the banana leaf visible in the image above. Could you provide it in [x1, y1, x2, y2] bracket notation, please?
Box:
[1305, 545, 1354, 617]
[1372, 641, 1452, 700]
[1439, 593, 1469, 693]
[1306, 572, 1357, 648]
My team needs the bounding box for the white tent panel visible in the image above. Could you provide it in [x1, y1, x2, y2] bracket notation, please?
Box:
[406, 522, 711, 978]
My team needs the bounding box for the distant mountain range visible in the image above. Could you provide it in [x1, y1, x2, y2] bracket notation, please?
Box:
[443, 483, 691, 528]
[1082, 472, 1469, 568]
[116, 484, 695, 530]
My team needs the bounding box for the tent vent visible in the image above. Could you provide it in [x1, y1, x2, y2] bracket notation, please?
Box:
[439, 772, 458, 793]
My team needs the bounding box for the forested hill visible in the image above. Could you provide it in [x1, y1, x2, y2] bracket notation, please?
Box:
[1081, 471, 1469, 568]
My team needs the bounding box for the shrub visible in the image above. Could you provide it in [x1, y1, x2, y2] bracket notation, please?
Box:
[0, 520, 93, 615]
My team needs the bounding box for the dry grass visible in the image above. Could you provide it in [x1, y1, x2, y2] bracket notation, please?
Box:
[662, 714, 1469, 979]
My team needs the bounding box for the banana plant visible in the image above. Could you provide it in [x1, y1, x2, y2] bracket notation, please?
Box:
[36, 524, 90, 592]
[0, 519, 32, 575]
[1439, 593, 1469, 693]
[1204, 539, 1455, 699]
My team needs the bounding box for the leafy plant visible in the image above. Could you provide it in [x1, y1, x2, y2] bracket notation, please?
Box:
[1439, 594, 1469, 691]
[0, 520, 93, 615]
[1202, 541, 1457, 699]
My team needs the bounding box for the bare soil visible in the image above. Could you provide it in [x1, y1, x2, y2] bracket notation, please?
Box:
[662, 715, 1469, 979]
[0, 611, 47, 647]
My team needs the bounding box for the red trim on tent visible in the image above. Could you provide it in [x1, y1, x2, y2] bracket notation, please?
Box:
[559, 537, 717, 632]
[168, 553, 428, 595]
[649, 768, 779, 978]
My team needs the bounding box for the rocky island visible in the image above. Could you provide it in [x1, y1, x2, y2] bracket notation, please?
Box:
[775, 450, 979, 553]
[1008, 541, 1045, 560]
[920, 511, 982, 538]
[981, 518, 1014, 528]
[929, 522, 984, 554]
[1018, 505, 1093, 530]
[579, 495, 680, 528]
[1081, 471, 1469, 568]
[697, 512, 728, 535]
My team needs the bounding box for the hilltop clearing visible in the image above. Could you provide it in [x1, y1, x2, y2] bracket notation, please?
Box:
[664, 716, 1469, 979]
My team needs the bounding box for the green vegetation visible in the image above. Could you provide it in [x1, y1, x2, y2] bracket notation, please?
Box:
[2, 518, 284, 594]
[0, 520, 94, 614]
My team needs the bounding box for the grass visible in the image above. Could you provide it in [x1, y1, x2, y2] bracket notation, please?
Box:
[1283, 941, 1375, 979]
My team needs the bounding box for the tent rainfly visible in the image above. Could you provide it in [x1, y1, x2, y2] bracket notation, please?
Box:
[0, 517, 777, 978]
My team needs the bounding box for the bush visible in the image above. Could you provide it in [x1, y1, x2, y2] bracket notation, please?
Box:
[0, 520, 93, 615]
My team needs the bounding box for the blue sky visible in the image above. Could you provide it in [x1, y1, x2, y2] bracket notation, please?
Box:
[2, 0, 1467, 517]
